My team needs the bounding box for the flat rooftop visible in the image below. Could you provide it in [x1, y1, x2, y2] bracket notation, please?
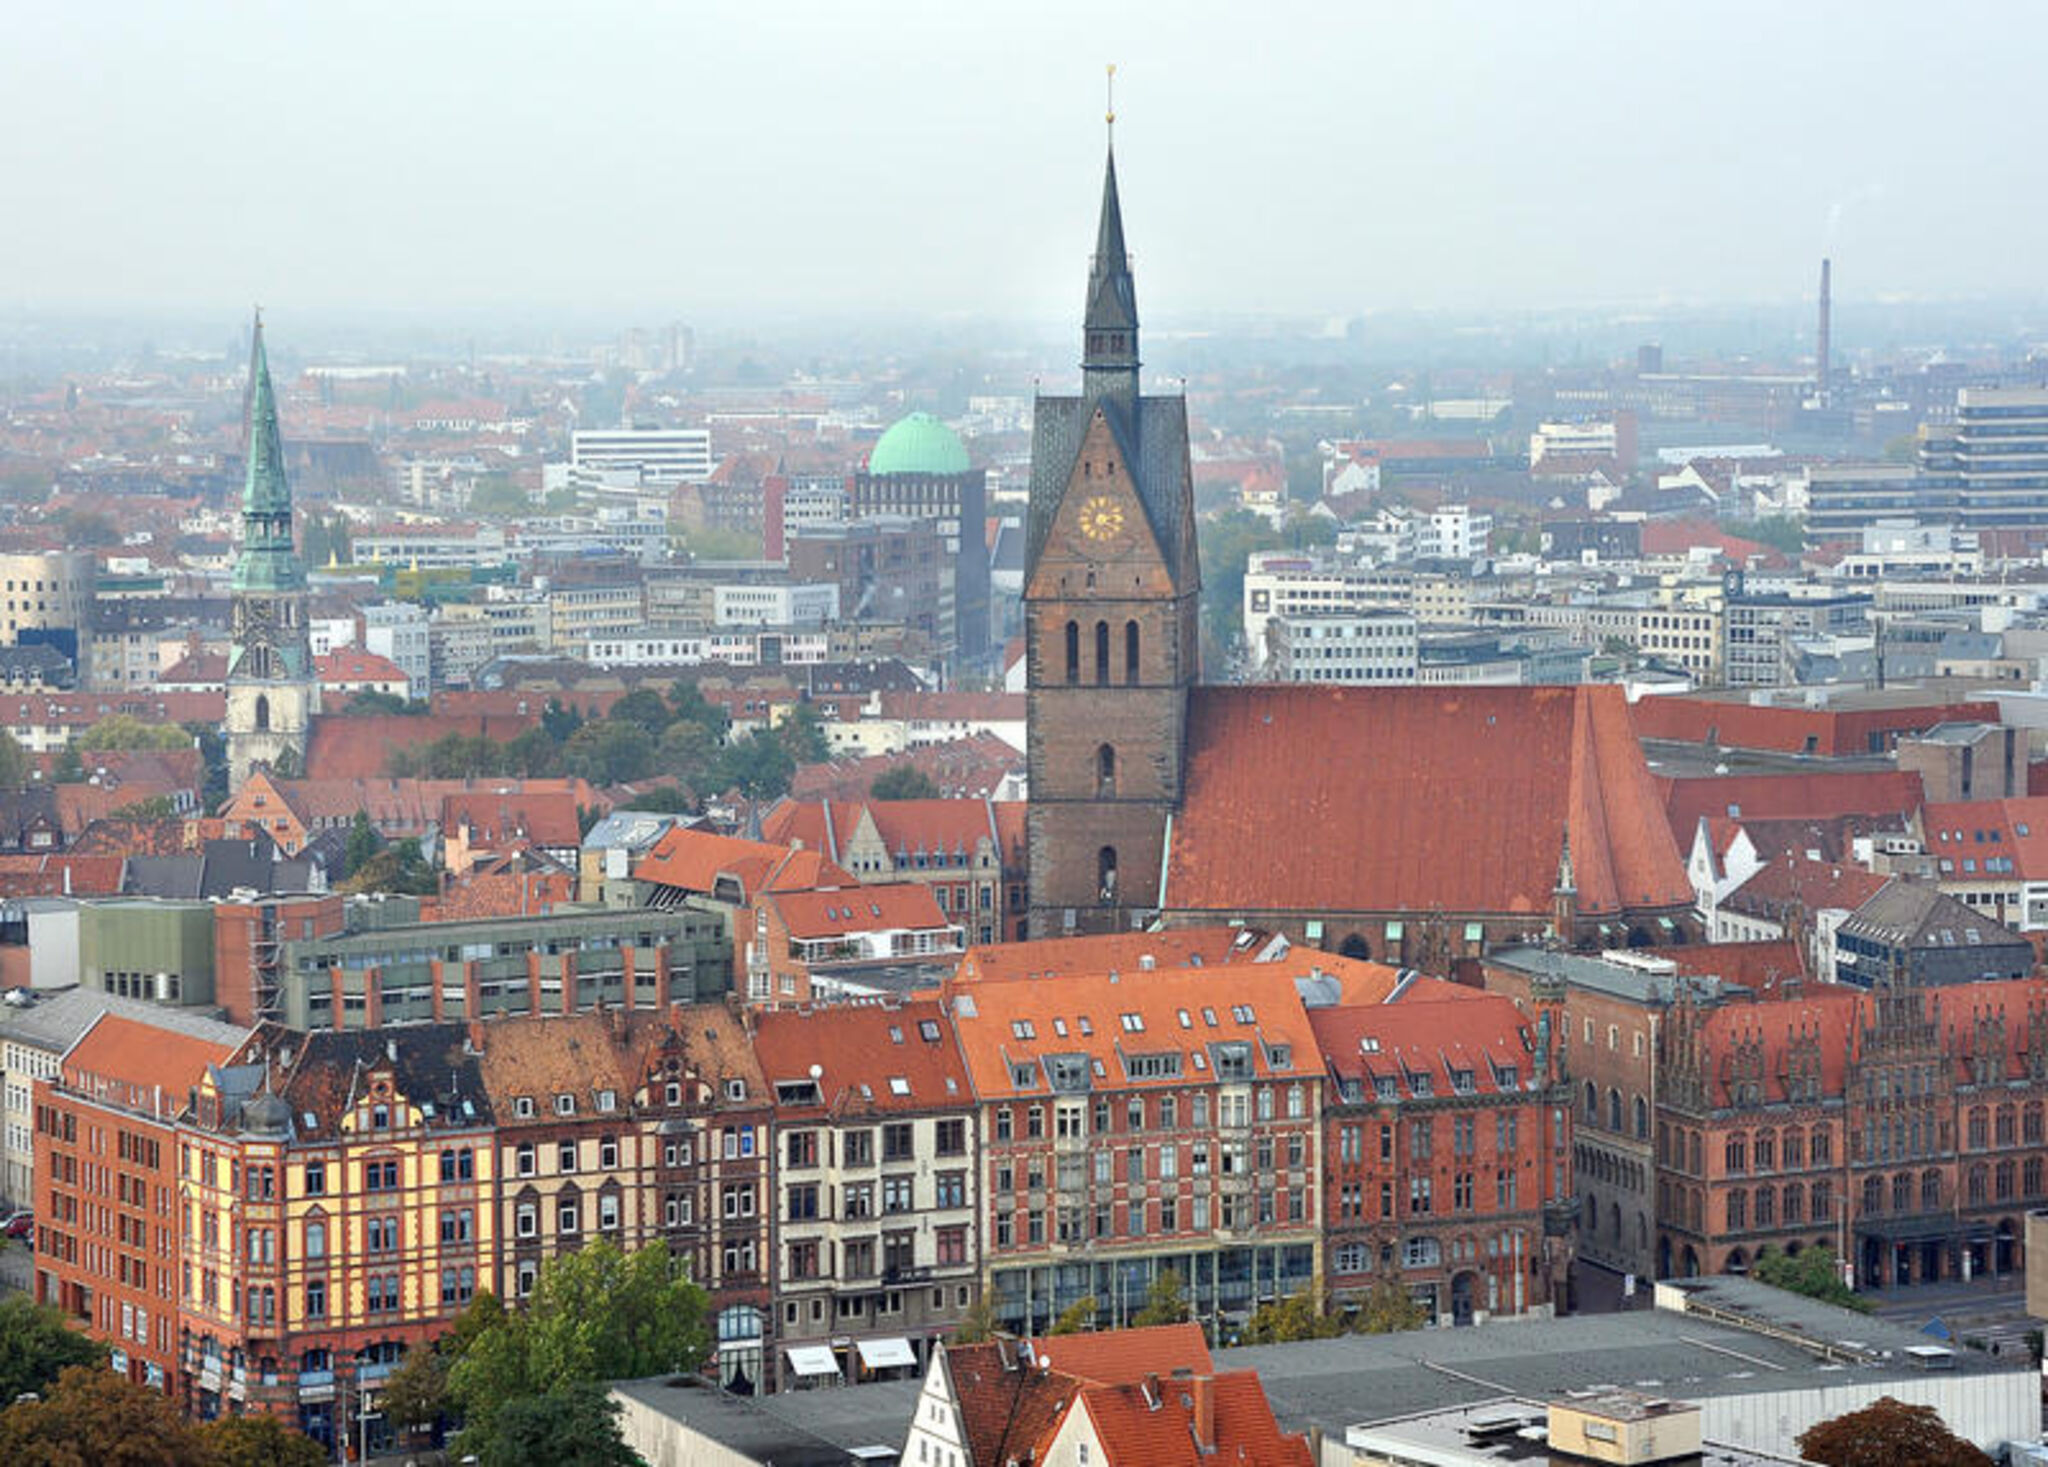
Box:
[611, 1374, 919, 1467]
[1217, 1294, 2028, 1439]
[1348, 1397, 1804, 1467]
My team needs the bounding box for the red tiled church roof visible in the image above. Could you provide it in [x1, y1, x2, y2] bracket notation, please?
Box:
[1166, 685, 1690, 921]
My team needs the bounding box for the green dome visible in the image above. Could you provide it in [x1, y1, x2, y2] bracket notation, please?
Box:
[868, 412, 970, 476]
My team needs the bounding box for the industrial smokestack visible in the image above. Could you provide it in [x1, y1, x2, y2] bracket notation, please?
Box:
[1816, 257, 1832, 402]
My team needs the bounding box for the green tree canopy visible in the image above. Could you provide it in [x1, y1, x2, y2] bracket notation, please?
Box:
[562, 721, 657, 786]
[449, 1244, 709, 1461]
[345, 689, 424, 716]
[951, 1291, 998, 1344]
[1047, 1296, 1097, 1336]
[607, 688, 676, 735]
[0, 731, 29, 792]
[0, 1298, 108, 1404]
[478, 1382, 645, 1467]
[342, 811, 382, 879]
[1751, 1245, 1869, 1313]
[870, 765, 937, 801]
[193, 1412, 329, 1467]
[1352, 1276, 1430, 1334]
[468, 475, 535, 519]
[714, 730, 794, 802]
[1130, 1269, 1191, 1328]
[76, 714, 193, 752]
[1243, 1290, 1343, 1345]
[1796, 1396, 1991, 1467]
[778, 702, 831, 765]
[0, 1363, 207, 1467]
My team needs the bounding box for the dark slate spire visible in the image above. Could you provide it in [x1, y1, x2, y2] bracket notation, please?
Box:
[1081, 144, 1140, 399]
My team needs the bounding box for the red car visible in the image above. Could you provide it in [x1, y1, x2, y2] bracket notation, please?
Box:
[2, 1212, 32, 1240]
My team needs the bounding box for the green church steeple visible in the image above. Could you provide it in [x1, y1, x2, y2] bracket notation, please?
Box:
[232, 312, 307, 596]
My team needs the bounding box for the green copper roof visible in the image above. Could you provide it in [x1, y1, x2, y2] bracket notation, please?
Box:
[868, 412, 970, 477]
[231, 314, 307, 595]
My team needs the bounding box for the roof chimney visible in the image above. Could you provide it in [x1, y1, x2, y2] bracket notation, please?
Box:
[1190, 1374, 1216, 1449]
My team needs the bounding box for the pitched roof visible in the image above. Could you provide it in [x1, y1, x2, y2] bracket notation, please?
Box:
[943, 1342, 1079, 1467]
[0, 853, 125, 896]
[1722, 854, 1891, 921]
[790, 733, 1023, 803]
[303, 712, 542, 779]
[471, 1011, 648, 1121]
[442, 789, 582, 849]
[1030, 1324, 1213, 1384]
[633, 825, 851, 899]
[762, 797, 1018, 868]
[1838, 880, 2035, 965]
[1074, 1371, 1314, 1467]
[1167, 686, 1690, 921]
[955, 927, 1283, 984]
[1661, 770, 1924, 843]
[1921, 796, 2048, 882]
[1632, 697, 1999, 756]
[276, 1022, 493, 1137]
[750, 998, 971, 1116]
[1310, 983, 1535, 1099]
[770, 882, 951, 939]
[61, 1011, 245, 1118]
[1642, 940, 1808, 992]
[316, 647, 410, 685]
[944, 964, 1324, 1102]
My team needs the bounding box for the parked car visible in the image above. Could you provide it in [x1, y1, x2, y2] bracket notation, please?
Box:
[2, 1211, 33, 1240]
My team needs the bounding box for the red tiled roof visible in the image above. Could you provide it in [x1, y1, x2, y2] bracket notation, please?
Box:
[762, 798, 1017, 868]
[1639, 517, 1768, 560]
[1311, 981, 1534, 1094]
[0, 853, 125, 895]
[874, 691, 1025, 723]
[1076, 1372, 1313, 1467]
[1642, 940, 1808, 992]
[316, 647, 409, 685]
[420, 869, 574, 922]
[303, 712, 543, 780]
[1029, 1323, 1212, 1383]
[751, 999, 971, 1116]
[790, 733, 1023, 803]
[1921, 797, 2048, 882]
[442, 790, 581, 849]
[63, 1012, 240, 1108]
[633, 826, 851, 898]
[1167, 686, 1691, 921]
[1632, 697, 1999, 757]
[943, 1343, 1077, 1467]
[1724, 855, 1891, 920]
[955, 927, 1278, 984]
[944, 965, 1323, 1101]
[771, 882, 950, 939]
[1660, 770, 1924, 842]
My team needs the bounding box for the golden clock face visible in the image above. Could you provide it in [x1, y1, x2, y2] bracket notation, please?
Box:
[1078, 494, 1126, 542]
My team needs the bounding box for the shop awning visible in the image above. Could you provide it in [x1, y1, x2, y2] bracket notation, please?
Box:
[785, 1345, 840, 1377]
[857, 1337, 917, 1370]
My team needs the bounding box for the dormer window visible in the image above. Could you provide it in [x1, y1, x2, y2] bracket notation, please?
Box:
[556, 1094, 576, 1117]
[725, 1079, 747, 1102]
[514, 1097, 535, 1119]
[371, 1105, 389, 1130]
[596, 1090, 617, 1112]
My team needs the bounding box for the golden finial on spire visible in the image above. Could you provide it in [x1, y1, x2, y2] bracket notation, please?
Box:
[1105, 63, 1117, 132]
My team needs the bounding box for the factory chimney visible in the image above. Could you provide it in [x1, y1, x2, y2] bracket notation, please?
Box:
[1816, 257, 1832, 404]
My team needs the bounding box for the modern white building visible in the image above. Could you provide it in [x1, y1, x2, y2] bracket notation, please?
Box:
[1416, 504, 1492, 561]
[362, 601, 434, 698]
[713, 582, 840, 628]
[1529, 420, 1619, 465]
[1265, 612, 1419, 684]
[569, 427, 713, 486]
[1241, 552, 1413, 668]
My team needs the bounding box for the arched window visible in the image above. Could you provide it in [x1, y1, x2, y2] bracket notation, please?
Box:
[1097, 847, 1118, 904]
[1633, 1095, 1649, 1140]
[1782, 1183, 1802, 1224]
[1094, 621, 1110, 686]
[1922, 1169, 1942, 1211]
[1607, 1089, 1622, 1133]
[1064, 621, 1079, 684]
[1338, 934, 1371, 961]
[254, 694, 270, 732]
[1124, 620, 1140, 684]
[1096, 745, 1116, 798]
[1584, 1081, 1598, 1122]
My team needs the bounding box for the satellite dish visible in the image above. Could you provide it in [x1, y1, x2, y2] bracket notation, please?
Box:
[809, 1063, 823, 1080]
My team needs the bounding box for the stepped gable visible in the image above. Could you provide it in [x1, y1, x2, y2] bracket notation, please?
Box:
[1166, 684, 1689, 920]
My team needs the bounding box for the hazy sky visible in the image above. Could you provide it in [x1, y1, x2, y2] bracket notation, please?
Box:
[5, 2, 2043, 326]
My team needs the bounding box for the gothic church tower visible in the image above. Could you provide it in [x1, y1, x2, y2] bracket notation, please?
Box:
[1024, 137, 1201, 937]
[225, 315, 318, 790]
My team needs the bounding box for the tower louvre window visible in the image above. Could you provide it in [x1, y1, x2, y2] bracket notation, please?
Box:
[1065, 621, 1079, 684]
[1095, 621, 1110, 685]
[1125, 620, 1140, 683]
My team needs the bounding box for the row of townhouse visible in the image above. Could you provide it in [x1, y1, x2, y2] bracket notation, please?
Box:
[33, 935, 1576, 1449]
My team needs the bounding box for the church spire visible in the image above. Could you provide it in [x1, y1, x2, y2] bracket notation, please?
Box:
[1082, 68, 1139, 398]
[243, 311, 290, 519]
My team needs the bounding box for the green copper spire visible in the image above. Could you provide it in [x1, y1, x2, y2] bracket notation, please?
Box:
[232, 311, 307, 595]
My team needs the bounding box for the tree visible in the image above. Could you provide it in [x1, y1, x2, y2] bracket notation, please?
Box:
[562, 722, 657, 786]
[504, 726, 563, 778]
[1130, 1269, 1191, 1327]
[194, 1412, 329, 1467]
[0, 732, 27, 792]
[1243, 1290, 1343, 1345]
[1796, 1396, 1991, 1467]
[1752, 1245, 1869, 1313]
[952, 1291, 999, 1344]
[656, 720, 720, 788]
[607, 688, 676, 735]
[870, 765, 937, 800]
[778, 701, 830, 765]
[109, 795, 177, 821]
[667, 682, 730, 741]
[541, 698, 586, 745]
[75, 714, 192, 752]
[1352, 1277, 1429, 1335]
[345, 689, 423, 716]
[380, 1342, 455, 1439]
[1047, 1296, 1097, 1336]
[342, 811, 382, 880]
[449, 1243, 709, 1461]
[50, 744, 84, 785]
[0, 1298, 108, 1404]
[478, 1382, 645, 1467]
[715, 730, 794, 802]
[621, 786, 694, 815]
[182, 722, 229, 812]
[0, 1364, 208, 1467]
[468, 475, 535, 519]
[341, 836, 438, 897]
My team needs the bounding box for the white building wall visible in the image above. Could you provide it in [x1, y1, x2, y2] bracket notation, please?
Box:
[1700, 1376, 2038, 1457]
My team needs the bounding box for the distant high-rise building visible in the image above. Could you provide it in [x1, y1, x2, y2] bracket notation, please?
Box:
[852, 413, 990, 663]
[1815, 257, 1833, 403]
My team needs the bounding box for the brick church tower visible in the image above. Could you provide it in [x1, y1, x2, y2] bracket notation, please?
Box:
[1024, 136, 1201, 937]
